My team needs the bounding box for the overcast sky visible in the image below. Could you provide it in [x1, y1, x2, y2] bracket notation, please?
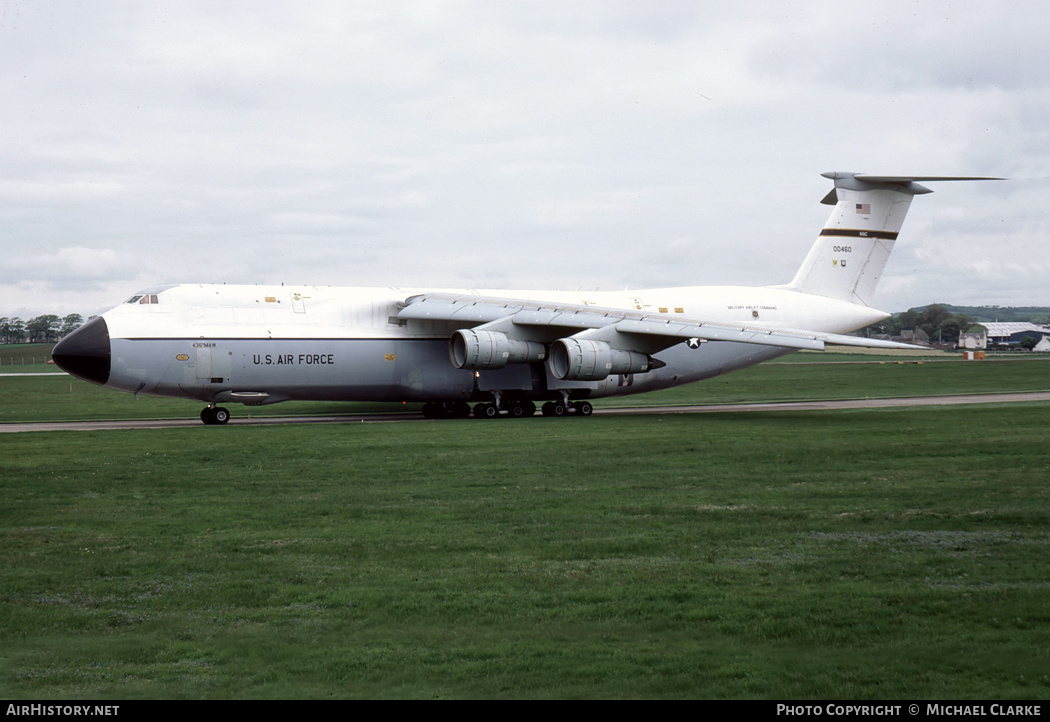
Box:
[3, 1, 1049, 320]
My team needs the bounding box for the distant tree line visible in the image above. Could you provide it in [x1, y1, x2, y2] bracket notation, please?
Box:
[862, 304, 976, 345]
[935, 304, 1050, 325]
[0, 314, 85, 344]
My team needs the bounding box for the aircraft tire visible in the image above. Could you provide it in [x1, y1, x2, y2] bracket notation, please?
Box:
[212, 407, 230, 424]
[550, 402, 568, 417]
[508, 401, 532, 418]
[474, 403, 499, 419]
[575, 401, 593, 416]
[200, 408, 215, 424]
[541, 402, 555, 417]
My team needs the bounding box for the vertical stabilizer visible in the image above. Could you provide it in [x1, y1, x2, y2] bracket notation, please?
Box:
[786, 173, 1001, 305]
[786, 173, 928, 306]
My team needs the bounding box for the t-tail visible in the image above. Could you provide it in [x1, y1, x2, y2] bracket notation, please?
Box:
[785, 172, 1002, 306]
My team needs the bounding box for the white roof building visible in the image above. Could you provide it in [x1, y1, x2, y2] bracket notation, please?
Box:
[982, 322, 1050, 344]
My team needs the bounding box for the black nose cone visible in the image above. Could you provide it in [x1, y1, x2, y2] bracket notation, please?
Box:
[52, 316, 111, 385]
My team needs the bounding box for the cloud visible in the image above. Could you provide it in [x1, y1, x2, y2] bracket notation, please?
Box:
[2, 246, 137, 287]
[0, 1, 1047, 319]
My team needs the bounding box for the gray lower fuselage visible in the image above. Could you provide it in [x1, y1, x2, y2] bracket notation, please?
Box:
[108, 335, 790, 405]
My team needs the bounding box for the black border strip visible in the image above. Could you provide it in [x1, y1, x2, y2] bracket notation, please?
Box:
[820, 228, 899, 240]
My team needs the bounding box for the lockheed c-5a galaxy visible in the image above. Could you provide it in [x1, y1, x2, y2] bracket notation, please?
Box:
[52, 172, 998, 424]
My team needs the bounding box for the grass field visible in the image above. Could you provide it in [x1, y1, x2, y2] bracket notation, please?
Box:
[2, 351, 1049, 423]
[0, 343, 56, 371]
[1, 356, 1049, 698]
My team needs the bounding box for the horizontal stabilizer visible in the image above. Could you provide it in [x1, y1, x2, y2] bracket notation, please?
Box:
[850, 174, 1005, 183]
[819, 173, 1004, 204]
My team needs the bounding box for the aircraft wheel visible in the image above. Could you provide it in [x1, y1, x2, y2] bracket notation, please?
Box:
[422, 402, 439, 419]
[507, 401, 529, 418]
[212, 407, 230, 424]
[575, 401, 593, 416]
[452, 401, 472, 418]
[541, 402, 556, 417]
[550, 402, 568, 417]
[474, 403, 499, 419]
[200, 407, 215, 424]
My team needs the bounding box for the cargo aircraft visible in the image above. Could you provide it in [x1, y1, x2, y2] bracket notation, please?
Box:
[52, 172, 998, 423]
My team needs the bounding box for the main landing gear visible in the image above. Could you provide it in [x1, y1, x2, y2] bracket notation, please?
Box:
[200, 405, 231, 425]
[472, 399, 536, 418]
[541, 400, 593, 417]
[421, 398, 593, 419]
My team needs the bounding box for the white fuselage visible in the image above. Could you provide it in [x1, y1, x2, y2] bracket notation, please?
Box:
[51, 172, 984, 419]
[92, 282, 886, 406]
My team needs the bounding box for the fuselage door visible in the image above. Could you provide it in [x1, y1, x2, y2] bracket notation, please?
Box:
[196, 346, 212, 379]
[291, 293, 307, 313]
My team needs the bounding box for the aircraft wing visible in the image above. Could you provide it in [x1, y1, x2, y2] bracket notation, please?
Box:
[397, 293, 923, 353]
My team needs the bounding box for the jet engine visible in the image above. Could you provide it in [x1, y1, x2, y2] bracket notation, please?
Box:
[449, 329, 547, 370]
[548, 338, 652, 381]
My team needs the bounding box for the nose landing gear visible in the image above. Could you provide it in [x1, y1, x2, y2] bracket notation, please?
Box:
[201, 406, 230, 425]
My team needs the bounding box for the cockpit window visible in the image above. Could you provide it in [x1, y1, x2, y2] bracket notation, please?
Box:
[125, 295, 143, 304]
[125, 294, 160, 305]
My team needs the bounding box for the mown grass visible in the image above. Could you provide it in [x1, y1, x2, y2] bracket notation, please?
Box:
[2, 403, 1049, 698]
[599, 355, 1050, 408]
[2, 354, 1048, 423]
[0, 343, 56, 374]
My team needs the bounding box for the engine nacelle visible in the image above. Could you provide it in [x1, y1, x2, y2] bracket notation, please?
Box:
[449, 329, 547, 370]
[548, 338, 652, 381]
